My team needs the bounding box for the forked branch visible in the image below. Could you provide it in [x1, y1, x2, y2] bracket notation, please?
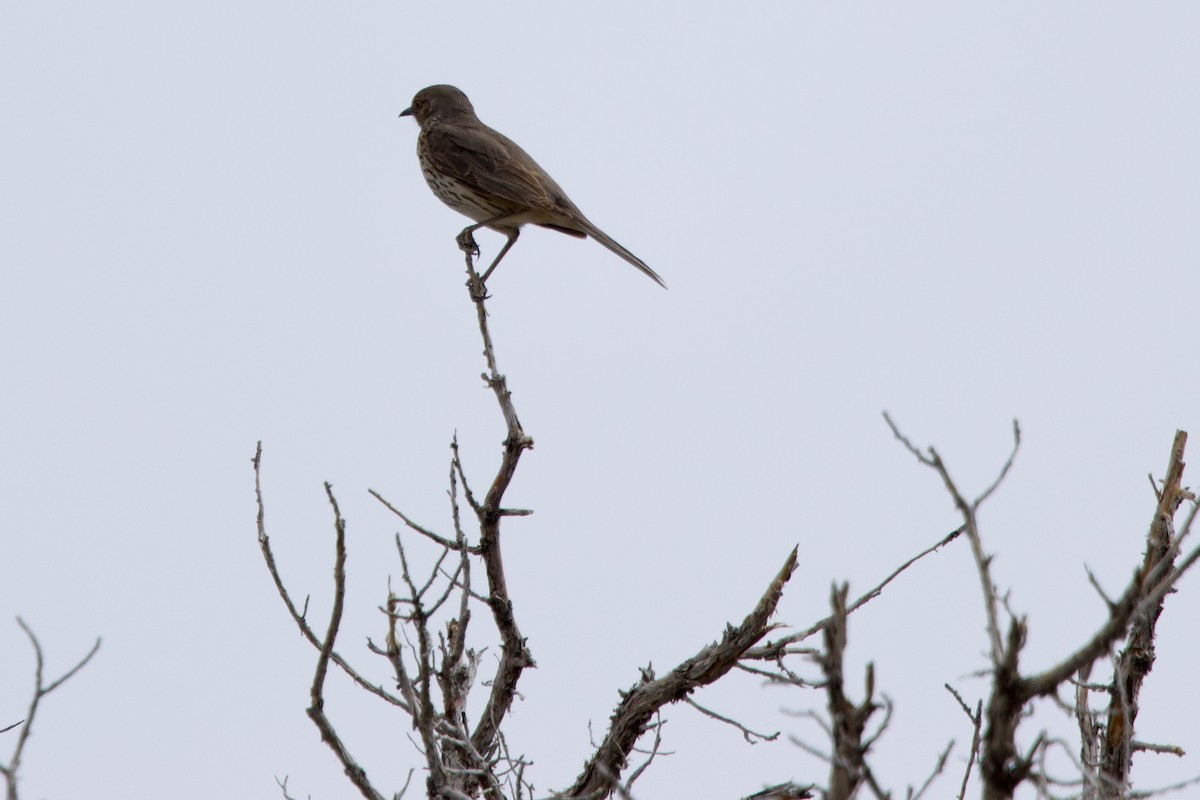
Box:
[886, 419, 1198, 800]
[0, 619, 101, 800]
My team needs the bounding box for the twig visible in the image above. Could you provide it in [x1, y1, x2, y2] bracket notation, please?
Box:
[884, 412, 1016, 667]
[622, 713, 667, 796]
[788, 733, 832, 765]
[370, 488, 472, 552]
[973, 419, 1021, 507]
[253, 444, 409, 711]
[0, 619, 101, 800]
[1131, 740, 1185, 757]
[745, 526, 963, 660]
[304, 484, 387, 800]
[275, 775, 301, 800]
[1129, 772, 1200, 798]
[909, 740, 955, 800]
[943, 685, 982, 800]
[683, 697, 779, 744]
[1084, 566, 1116, 610]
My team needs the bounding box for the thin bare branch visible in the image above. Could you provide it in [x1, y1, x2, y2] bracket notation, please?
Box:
[275, 775, 302, 800]
[1131, 740, 1185, 757]
[303, 483, 387, 800]
[885, 414, 1015, 669]
[1084, 566, 1117, 610]
[973, 419, 1021, 508]
[682, 697, 779, 744]
[450, 437, 483, 517]
[370, 487, 472, 553]
[909, 740, 955, 800]
[787, 733, 832, 764]
[0, 620, 101, 800]
[1128, 772, 1200, 798]
[943, 685, 982, 800]
[622, 713, 667, 796]
[1176, 492, 1198, 545]
[253, 444, 409, 711]
[882, 411, 936, 466]
[745, 525, 962, 659]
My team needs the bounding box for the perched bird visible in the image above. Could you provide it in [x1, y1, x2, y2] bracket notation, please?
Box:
[400, 84, 666, 288]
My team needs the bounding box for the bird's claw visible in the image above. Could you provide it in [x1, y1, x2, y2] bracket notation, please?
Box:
[467, 274, 490, 302]
[456, 229, 480, 258]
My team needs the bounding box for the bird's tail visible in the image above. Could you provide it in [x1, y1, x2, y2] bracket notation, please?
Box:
[576, 217, 667, 289]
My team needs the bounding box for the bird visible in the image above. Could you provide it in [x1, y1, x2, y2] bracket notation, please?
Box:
[400, 84, 666, 289]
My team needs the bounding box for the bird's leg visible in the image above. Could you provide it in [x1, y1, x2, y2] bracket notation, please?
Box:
[480, 229, 520, 284]
[457, 216, 519, 299]
[457, 213, 517, 261]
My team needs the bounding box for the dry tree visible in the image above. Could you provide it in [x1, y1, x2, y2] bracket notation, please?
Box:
[252, 241, 1198, 800]
[771, 421, 1197, 800]
[254, 256, 801, 800]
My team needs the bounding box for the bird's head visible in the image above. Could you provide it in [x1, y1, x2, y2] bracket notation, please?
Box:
[400, 84, 476, 126]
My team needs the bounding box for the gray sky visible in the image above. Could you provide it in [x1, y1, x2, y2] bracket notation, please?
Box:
[2, 4, 1198, 798]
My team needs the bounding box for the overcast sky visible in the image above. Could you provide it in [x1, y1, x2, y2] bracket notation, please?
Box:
[2, 4, 1198, 799]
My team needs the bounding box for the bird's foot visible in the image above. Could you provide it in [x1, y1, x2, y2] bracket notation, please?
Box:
[467, 274, 490, 302]
[456, 228, 481, 258]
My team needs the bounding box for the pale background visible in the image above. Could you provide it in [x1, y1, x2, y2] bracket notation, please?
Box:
[2, 3, 1198, 798]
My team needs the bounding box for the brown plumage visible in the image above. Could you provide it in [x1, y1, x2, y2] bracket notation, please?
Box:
[400, 84, 666, 288]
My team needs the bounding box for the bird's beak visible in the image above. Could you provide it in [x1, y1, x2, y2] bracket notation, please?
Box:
[399, 107, 414, 118]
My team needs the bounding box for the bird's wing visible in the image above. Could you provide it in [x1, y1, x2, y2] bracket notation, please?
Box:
[423, 122, 579, 215]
